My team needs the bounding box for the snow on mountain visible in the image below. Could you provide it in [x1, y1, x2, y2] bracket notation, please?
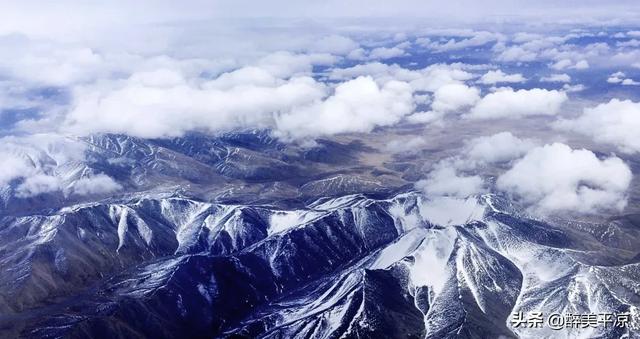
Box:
[1, 189, 639, 338]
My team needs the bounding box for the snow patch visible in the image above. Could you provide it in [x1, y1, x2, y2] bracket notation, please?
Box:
[388, 202, 422, 232]
[268, 210, 323, 235]
[370, 228, 428, 269]
[410, 228, 457, 294]
[418, 196, 485, 226]
[309, 194, 364, 210]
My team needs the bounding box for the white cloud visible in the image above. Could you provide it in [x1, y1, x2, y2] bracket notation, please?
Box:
[607, 71, 625, 83]
[368, 46, 406, 60]
[606, 71, 640, 85]
[310, 35, 359, 55]
[425, 31, 501, 52]
[551, 59, 573, 70]
[616, 39, 640, 48]
[0, 133, 124, 199]
[416, 163, 485, 198]
[0, 41, 105, 86]
[64, 69, 328, 138]
[409, 64, 475, 92]
[274, 76, 414, 140]
[540, 73, 571, 83]
[466, 88, 567, 120]
[15, 174, 62, 198]
[0, 134, 87, 174]
[403, 83, 479, 125]
[555, 99, 640, 153]
[71, 174, 122, 196]
[478, 70, 526, 84]
[67, 63, 415, 141]
[496, 46, 537, 62]
[627, 30, 640, 38]
[551, 59, 589, 71]
[0, 133, 127, 201]
[572, 59, 590, 69]
[255, 51, 337, 78]
[496, 143, 632, 213]
[562, 83, 585, 92]
[328, 62, 474, 92]
[610, 50, 640, 68]
[430, 83, 480, 113]
[465, 132, 535, 164]
[0, 153, 37, 186]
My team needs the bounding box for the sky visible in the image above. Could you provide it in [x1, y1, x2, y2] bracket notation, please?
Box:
[1, 1, 640, 217]
[2, 1, 640, 43]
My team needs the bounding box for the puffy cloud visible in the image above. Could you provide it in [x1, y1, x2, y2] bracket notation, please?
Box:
[496, 143, 631, 213]
[79, 63, 415, 142]
[478, 70, 526, 84]
[64, 69, 328, 138]
[328, 62, 401, 81]
[551, 59, 573, 70]
[328, 62, 474, 92]
[344, 43, 409, 61]
[551, 59, 588, 70]
[616, 39, 640, 48]
[404, 83, 479, 125]
[465, 132, 535, 164]
[562, 83, 586, 92]
[0, 134, 87, 177]
[421, 132, 535, 185]
[274, 76, 414, 140]
[0, 40, 105, 86]
[572, 60, 590, 69]
[0, 153, 37, 186]
[70, 174, 122, 196]
[540, 73, 571, 83]
[627, 30, 640, 38]
[466, 88, 567, 120]
[254, 51, 337, 78]
[430, 83, 480, 113]
[408, 64, 475, 92]
[496, 46, 537, 62]
[607, 71, 626, 83]
[497, 32, 602, 69]
[554, 99, 640, 153]
[346, 48, 367, 60]
[416, 164, 485, 198]
[424, 31, 502, 52]
[15, 174, 62, 198]
[368, 46, 406, 60]
[611, 53, 640, 73]
[310, 35, 359, 55]
[0, 134, 124, 198]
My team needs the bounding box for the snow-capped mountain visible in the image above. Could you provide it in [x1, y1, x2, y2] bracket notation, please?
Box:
[0, 132, 639, 339]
